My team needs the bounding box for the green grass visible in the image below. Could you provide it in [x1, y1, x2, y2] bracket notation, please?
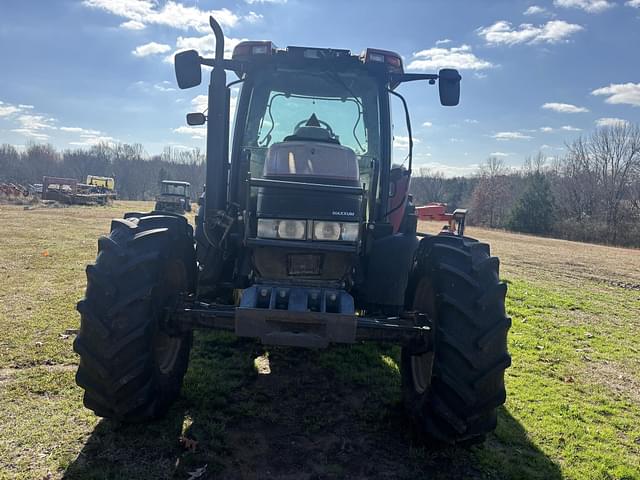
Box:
[0, 202, 639, 479]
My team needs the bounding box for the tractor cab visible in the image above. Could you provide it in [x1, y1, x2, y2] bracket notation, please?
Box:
[175, 32, 461, 309]
[155, 180, 192, 213]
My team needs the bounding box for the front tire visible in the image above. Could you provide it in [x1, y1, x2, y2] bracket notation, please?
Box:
[402, 235, 511, 445]
[74, 214, 196, 422]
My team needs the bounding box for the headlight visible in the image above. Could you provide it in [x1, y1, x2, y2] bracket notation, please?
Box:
[313, 221, 359, 242]
[257, 219, 359, 242]
[278, 220, 306, 239]
[257, 219, 306, 240]
[313, 221, 341, 241]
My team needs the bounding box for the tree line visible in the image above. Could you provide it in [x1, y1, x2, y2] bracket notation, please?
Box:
[1, 123, 638, 247]
[411, 124, 640, 247]
[0, 143, 205, 201]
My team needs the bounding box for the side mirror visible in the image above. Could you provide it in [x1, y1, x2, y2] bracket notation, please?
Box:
[186, 112, 206, 125]
[175, 50, 202, 89]
[438, 69, 461, 106]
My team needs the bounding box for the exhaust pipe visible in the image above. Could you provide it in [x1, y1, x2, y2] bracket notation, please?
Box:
[204, 16, 231, 229]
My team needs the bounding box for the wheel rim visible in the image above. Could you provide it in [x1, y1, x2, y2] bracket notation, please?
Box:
[154, 333, 182, 374]
[411, 354, 430, 394]
[410, 276, 436, 395]
[153, 258, 188, 375]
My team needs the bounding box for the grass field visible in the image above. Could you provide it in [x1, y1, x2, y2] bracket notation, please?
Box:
[1, 201, 639, 479]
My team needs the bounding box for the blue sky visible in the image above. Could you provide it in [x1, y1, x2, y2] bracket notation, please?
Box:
[0, 0, 639, 175]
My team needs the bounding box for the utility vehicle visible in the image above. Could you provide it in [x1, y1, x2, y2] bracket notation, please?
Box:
[155, 180, 192, 213]
[74, 17, 510, 445]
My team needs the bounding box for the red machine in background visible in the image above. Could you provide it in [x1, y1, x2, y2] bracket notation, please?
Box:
[415, 203, 467, 236]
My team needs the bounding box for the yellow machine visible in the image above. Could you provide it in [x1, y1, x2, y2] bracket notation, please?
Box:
[86, 175, 115, 191]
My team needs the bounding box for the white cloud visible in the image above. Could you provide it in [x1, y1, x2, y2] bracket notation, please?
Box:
[490, 151, 511, 157]
[628, 0, 640, 7]
[244, 11, 263, 23]
[0, 103, 21, 117]
[174, 125, 206, 139]
[464, 118, 479, 124]
[60, 126, 101, 135]
[11, 129, 50, 141]
[524, 5, 547, 15]
[245, 0, 287, 3]
[422, 121, 433, 127]
[165, 34, 246, 63]
[120, 20, 145, 30]
[83, 0, 239, 32]
[595, 117, 630, 127]
[133, 80, 176, 92]
[591, 83, 640, 107]
[542, 102, 589, 113]
[554, 0, 614, 13]
[11, 114, 57, 140]
[540, 126, 554, 132]
[408, 44, 493, 71]
[191, 94, 208, 112]
[561, 125, 582, 131]
[192, 90, 238, 113]
[1, 100, 112, 145]
[132, 42, 171, 57]
[493, 131, 533, 140]
[478, 20, 583, 45]
[154, 81, 175, 92]
[435, 39, 451, 45]
[69, 135, 116, 146]
[416, 161, 480, 177]
[393, 136, 421, 148]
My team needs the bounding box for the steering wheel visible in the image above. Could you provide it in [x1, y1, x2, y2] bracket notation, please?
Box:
[294, 117, 335, 138]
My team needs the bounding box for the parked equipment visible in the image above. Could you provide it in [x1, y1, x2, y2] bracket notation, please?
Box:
[416, 203, 468, 236]
[155, 180, 192, 213]
[86, 175, 115, 193]
[0, 182, 29, 198]
[74, 16, 510, 446]
[42, 176, 113, 205]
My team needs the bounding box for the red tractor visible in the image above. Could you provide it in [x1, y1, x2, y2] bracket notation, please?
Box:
[74, 17, 510, 446]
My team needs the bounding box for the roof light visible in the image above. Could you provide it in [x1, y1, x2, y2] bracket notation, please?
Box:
[232, 41, 276, 60]
[286, 46, 352, 59]
[362, 48, 404, 73]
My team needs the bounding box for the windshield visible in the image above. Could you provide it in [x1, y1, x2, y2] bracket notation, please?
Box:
[161, 183, 189, 196]
[239, 68, 381, 189]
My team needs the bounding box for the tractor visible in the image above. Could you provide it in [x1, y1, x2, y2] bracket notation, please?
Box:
[155, 180, 192, 214]
[74, 17, 510, 446]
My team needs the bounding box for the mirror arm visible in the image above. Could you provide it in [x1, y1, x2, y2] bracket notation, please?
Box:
[200, 58, 249, 76]
[389, 73, 439, 85]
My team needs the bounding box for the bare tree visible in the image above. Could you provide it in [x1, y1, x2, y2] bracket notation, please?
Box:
[470, 157, 512, 227]
[561, 124, 640, 242]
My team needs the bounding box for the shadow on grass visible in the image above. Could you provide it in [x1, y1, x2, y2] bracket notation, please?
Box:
[63, 333, 562, 480]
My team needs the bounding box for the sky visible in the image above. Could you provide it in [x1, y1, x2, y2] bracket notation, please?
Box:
[0, 0, 639, 176]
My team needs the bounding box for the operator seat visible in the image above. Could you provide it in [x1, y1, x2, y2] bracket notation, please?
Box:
[283, 113, 340, 145]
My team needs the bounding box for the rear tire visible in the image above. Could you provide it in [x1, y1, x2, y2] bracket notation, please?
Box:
[74, 214, 196, 422]
[402, 235, 511, 445]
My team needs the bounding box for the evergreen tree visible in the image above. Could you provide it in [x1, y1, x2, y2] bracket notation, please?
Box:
[507, 171, 555, 234]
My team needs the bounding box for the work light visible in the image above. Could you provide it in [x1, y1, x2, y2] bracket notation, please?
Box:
[312, 221, 359, 242]
[257, 219, 306, 240]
